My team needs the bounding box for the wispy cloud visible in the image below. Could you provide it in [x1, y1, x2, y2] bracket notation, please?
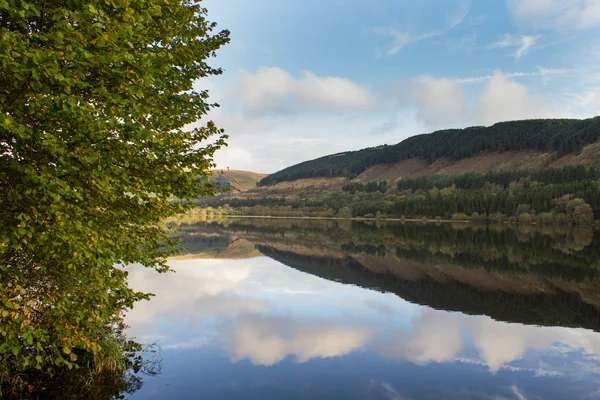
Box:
[489, 34, 541, 58]
[507, 0, 600, 30]
[515, 35, 539, 57]
[372, 3, 470, 56]
[510, 385, 529, 400]
[456, 67, 566, 85]
[453, 356, 567, 378]
[373, 27, 439, 56]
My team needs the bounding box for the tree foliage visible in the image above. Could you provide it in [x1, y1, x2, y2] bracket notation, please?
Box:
[0, 0, 228, 394]
[343, 180, 389, 194]
[202, 166, 600, 224]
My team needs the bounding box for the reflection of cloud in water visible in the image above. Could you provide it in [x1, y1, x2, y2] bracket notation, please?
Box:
[370, 381, 408, 400]
[220, 315, 372, 366]
[471, 317, 600, 375]
[126, 257, 600, 376]
[473, 317, 554, 373]
[377, 309, 600, 376]
[510, 385, 528, 400]
[126, 260, 268, 337]
[377, 311, 463, 364]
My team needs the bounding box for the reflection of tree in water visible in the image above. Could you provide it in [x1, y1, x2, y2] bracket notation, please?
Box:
[570, 228, 594, 248]
[178, 219, 600, 281]
[257, 246, 600, 332]
[1, 320, 161, 399]
[177, 218, 600, 332]
[0, 257, 162, 399]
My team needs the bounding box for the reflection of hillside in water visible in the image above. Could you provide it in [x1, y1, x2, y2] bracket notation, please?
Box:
[172, 219, 600, 331]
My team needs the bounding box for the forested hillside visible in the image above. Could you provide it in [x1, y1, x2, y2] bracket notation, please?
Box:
[198, 165, 600, 223]
[260, 117, 600, 185]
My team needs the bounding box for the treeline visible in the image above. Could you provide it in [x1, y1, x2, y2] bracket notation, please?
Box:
[343, 180, 389, 194]
[397, 165, 599, 191]
[195, 166, 600, 225]
[260, 117, 600, 185]
[199, 197, 289, 208]
[390, 166, 600, 224]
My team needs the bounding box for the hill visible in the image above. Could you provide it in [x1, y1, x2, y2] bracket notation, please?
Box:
[196, 118, 600, 223]
[210, 169, 267, 193]
[259, 117, 600, 186]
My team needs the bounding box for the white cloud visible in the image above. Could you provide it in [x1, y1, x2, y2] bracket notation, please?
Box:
[558, 45, 600, 118]
[202, 60, 577, 174]
[209, 113, 274, 135]
[476, 70, 552, 125]
[212, 115, 420, 173]
[411, 76, 467, 128]
[507, 0, 600, 29]
[576, 88, 600, 109]
[489, 34, 541, 58]
[221, 315, 371, 366]
[403, 69, 556, 129]
[213, 145, 255, 172]
[586, 90, 600, 105]
[237, 67, 373, 115]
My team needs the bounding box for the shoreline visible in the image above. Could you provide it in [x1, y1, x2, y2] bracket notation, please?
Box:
[178, 213, 600, 229]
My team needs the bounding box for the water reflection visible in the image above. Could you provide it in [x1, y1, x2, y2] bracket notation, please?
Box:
[126, 220, 600, 399]
[127, 259, 378, 361]
[127, 264, 600, 398]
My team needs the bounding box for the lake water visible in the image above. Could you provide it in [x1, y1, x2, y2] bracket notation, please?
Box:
[126, 219, 600, 399]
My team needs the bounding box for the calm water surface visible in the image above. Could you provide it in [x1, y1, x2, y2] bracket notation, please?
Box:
[126, 219, 600, 399]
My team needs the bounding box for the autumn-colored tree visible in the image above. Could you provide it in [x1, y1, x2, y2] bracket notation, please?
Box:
[0, 0, 228, 395]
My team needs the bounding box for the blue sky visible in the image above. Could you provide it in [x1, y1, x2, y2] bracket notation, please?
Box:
[196, 0, 600, 173]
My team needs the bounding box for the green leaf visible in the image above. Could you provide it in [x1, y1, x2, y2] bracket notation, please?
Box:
[1, 0, 229, 394]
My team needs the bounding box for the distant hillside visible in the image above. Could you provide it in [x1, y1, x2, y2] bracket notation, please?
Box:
[210, 170, 267, 193]
[260, 117, 600, 186]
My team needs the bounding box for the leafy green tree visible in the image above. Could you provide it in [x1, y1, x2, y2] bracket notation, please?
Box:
[572, 204, 594, 225]
[0, 0, 228, 394]
[516, 204, 532, 215]
[567, 198, 586, 214]
[336, 206, 353, 219]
